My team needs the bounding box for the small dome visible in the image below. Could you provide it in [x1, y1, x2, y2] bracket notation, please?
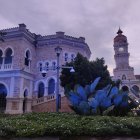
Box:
[114, 28, 127, 43]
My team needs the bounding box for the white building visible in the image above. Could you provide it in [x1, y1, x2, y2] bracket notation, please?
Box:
[0, 24, 91, 114]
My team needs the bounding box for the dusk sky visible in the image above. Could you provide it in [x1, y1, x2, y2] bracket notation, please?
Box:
[0, 0, 140, 75]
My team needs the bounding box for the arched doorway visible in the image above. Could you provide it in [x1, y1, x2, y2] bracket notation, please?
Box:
[38, 82, 44, 98]
[0, 84, 7, 113]
[23, 89, 28, 113]
[121, 86, 129, 92]
[48, 79, 55, 95]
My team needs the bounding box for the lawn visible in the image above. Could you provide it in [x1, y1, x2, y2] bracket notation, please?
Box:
[0, 112, 140, 138]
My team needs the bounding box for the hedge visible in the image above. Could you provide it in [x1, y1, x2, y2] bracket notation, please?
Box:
[0, 112, 140, 137]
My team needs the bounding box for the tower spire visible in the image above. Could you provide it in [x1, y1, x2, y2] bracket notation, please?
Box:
[117, 27, 123, 34]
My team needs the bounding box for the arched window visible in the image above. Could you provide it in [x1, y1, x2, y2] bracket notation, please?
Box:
[38, 82, 44, 98]
[52, 62, 56, 71]
[131, 85, 140, 98]
[71, 54, 75, 61]
[25, 50, 30, 66]
[0, 84, 7, 113]
[39, 62, 43, 72]
[0, 50, 3, 65]
[132, 85, 139, 92]
[5, 48, 12, 64]
[122, 74, 126, 80]
[64, 53, 68, 62]
[45, 62, 49, 71]
[48, 79, 55, 95]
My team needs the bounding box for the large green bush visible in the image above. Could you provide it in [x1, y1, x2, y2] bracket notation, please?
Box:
[0, 113, 140, 137]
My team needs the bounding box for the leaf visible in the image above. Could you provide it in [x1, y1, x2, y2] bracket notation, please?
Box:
[76, 85, 87, 101]
[88, 98, 99, 109]
[78, 101, 90, 115]
[102, 84, 111, 91]
[100, 97, 112, 109]
[109, 86, 119, 98]
[95, 90, 107, 103]
[113, 94, 123, 107]
[85, 85, 91, 97]
[68, 93, 81, 107]
[103, 105, 115, 115]
[120, 101, 128, 108]
[90, 77, 101, 93]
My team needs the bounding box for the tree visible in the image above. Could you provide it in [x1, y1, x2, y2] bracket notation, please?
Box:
[60, 53, 111, 92]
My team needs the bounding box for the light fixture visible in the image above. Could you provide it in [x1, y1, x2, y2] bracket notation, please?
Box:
[55, 46, 62, 55]
[70, 67, 75, 73]
[41, 70, 47, 77]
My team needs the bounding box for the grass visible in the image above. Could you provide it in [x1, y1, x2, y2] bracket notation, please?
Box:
[0, 112, 140, 138]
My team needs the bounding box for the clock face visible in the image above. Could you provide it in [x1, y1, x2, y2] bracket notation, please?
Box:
[119, 47, 124, 52]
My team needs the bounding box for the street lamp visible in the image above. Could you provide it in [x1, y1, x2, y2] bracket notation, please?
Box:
[41, 46, 75, 112]
[55, 46, 62, 112]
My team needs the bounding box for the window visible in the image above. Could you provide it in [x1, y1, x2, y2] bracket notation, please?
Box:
[52, 62, 56, 70]
[39, 62, 43, 72]
[45, 62, 49, 71]
[5, 48, 12, 64]
[64, 53, 68, 62]
[122, 74, 126, 80]
[0, 84, 7, 113]
[25, 50, 30, 66]
[38, 82, 44, 98]
[48, 79, 55, 95]
[0, 50, 3, 64]
[71, 54, 75, 61]
[132, 85, 139, 92]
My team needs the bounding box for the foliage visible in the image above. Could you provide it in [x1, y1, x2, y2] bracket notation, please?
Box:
[1, 113, 140, 137]
[60, 53, 111, 91]
[67, 77, 139, 116]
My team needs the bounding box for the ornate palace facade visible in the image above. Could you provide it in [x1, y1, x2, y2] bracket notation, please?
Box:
[0, 24, 91, 114]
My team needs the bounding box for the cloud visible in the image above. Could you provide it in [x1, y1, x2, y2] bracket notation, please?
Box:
[0, 0, 140, 75]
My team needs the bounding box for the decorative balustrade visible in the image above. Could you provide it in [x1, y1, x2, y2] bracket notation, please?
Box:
[4, 64, 12, 69]
[33, 94, 55, 106]
[0, 64, 12, 71]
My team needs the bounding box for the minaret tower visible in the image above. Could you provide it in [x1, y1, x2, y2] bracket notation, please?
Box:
[113, 28, 135, 80]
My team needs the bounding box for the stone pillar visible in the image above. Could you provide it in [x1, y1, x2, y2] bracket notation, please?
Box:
[29, 80, 33, 98]
[44, 86, 48, 96]
[9, 76, 15, 97]
[5, 98, 24, 114]
[25, 98, 32, 113]
[19, 77, 24, 98]
[1, 56, 5, 69]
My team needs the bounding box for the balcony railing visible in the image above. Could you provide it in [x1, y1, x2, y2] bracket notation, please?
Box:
[33, 94, 55, 106]
[0, 64, 12, 71]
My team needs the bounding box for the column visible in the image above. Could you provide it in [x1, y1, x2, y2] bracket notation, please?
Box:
[19, 77, 24, 98]
[9, 76, 15, 97]
[44, 86, 48, 96]
[29, 80, 33, 98]
[1, 56, 5, 69]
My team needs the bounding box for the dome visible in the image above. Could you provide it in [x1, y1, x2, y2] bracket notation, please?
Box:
[114, 28, 127, 43]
